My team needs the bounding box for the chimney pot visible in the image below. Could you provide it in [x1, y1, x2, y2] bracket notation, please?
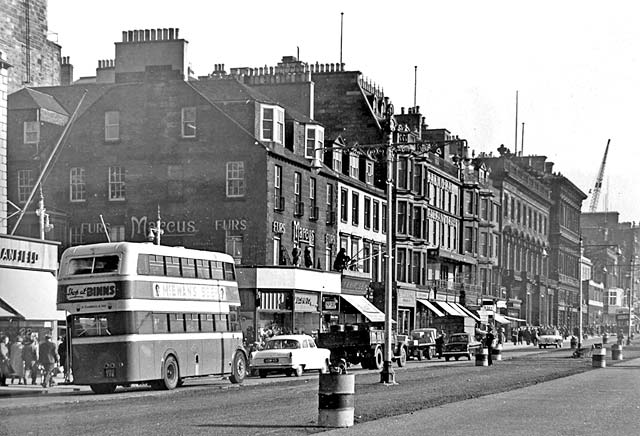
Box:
[163, 28, 169, 40]
[157, 28, 163, 40]
[169, 28, 174, 40]
[128, 30, 133, 42]
[150, 29, 156, 40]
[122, 31, 127, 42]
[175, 28, 179, 38]
[144, 29, 150, 41]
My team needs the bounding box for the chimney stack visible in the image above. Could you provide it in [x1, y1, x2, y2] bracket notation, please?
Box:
[60, 56, 73, 85]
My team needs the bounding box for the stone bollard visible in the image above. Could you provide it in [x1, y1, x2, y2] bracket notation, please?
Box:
[318, 373, 355, 427]
[611, 344, 623, 361]
[492, 344, 503, 361]
[475, 348, 488, 366]
[592, 347, 606, 368]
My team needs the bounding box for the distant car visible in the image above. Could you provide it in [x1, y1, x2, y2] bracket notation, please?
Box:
[406, 328, 438, 360]
[538, 328, 563, 348]
[250, 334, 331, 378]
[442, 332, 482, 361]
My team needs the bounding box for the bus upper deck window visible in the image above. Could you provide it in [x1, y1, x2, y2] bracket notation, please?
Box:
[94, 256, 119, 273]
[68, 258, 94, 275]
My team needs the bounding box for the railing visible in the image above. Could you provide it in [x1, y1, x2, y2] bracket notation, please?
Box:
[294, 200, 305, 217]
[275, 196, 285, 211]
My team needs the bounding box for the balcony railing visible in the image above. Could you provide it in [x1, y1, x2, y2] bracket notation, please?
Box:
[274, 196, 285, 211]
[294, 200, 304, 217]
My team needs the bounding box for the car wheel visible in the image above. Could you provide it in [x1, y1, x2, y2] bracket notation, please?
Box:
[90, 383, 116, 394]
[293, 366, 303, 377]
[259, 370, 267, 378]
[160, 355, 179, 390]
[454, 356, 459, 361]
[396, 347, 407, 368]
[229, 352, 247, 384]
[426, 347, 434, 360]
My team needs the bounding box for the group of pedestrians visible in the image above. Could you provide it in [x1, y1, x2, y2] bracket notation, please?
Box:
[0, 333, 62, 388]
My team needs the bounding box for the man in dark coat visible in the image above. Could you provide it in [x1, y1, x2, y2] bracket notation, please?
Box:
[485, 327, 496, 366]
[38, 335, 59, 388]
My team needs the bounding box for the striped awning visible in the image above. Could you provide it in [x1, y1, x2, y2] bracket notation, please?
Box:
[433, 301, 465, 317]
[452, 303, 481, 322]
[417, 299, 445, 317]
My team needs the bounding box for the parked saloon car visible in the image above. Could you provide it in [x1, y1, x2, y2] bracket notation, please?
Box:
[250, 334, 331, 378]
[442, 332, 482, 361]
[538, 328, 564, 348]
[406, 328, 438, 360]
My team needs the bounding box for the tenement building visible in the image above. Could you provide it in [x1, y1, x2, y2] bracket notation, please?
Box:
[478, 146, 552, 325]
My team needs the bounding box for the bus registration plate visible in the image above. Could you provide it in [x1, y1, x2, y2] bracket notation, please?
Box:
[264, 358, 279, 363]
[104, 368, 116, 378]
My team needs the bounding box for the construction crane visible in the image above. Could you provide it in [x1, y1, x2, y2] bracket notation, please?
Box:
[588, 139, 611, 212]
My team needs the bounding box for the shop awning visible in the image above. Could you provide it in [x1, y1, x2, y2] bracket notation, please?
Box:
[0, 305, 19, 318]
[494, 313, 511, 324]
[433, 301, 465, 317]
[417, 299, 445, 317]
[340, 294, 385, 323]
[503, 315, 527, 323]
[451, 303, 481, 322]
[0, 268, 66, 321]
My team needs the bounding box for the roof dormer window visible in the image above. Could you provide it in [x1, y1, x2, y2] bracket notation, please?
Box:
[261, 105, 284, 145]
[305, 125, 324, 160]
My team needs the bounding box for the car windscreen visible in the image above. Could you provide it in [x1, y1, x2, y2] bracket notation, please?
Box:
[265, 339, 300, 350]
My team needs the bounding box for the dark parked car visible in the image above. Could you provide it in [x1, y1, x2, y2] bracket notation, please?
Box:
[442, 332, 482, 361]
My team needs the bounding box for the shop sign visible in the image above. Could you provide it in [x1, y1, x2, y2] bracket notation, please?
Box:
[416, 291, 430, 300]
[341, 276, 370, 295]
[398, 288, 415, 306]
[0, 235, 57, 271]
[295, 292, 319, 312]
[322, 296, 339, 311]
[130, 215, 197, 239]
[292, 221, 315, 245]
[214, 219, 247, 231]
[272, 221, 286, 234]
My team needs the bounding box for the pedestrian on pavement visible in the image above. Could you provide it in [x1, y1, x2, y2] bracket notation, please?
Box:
[58, 336, 69, 382]
[38, 334, 59, 388]
[485, 328, 495, 366]
[9, 336, 26, 385]
[435, 330, 446, 358]
[517, 328, 524, 345]
[511, 330, 517, 345]
[22, 335, 39, 385]
[0, 335, 10, 386]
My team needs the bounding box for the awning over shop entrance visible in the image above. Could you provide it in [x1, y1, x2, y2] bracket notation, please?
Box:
[0, 305, 19, 318]
[417, 299, 445, 317]
[494, 313, 511, 324]
[433, 301, 466, 317]
[340, 294, 385, 323]
[451, 303, 481, 322]
[503, 315, 527, 323]
[0, 268, 65, 321]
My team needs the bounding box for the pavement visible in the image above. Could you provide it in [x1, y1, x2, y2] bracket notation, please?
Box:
[321, 348, 640, 435]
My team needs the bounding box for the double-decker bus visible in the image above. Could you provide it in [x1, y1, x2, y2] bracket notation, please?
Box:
[57, 242, 247, 394]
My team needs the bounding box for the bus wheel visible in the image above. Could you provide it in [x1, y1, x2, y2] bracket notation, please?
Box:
[161, 355, 180, 390]
[90, 383, 116, 394]
[229, 352, 247, 384]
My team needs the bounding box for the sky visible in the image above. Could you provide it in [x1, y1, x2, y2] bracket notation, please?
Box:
[47, 0, 640, 223]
